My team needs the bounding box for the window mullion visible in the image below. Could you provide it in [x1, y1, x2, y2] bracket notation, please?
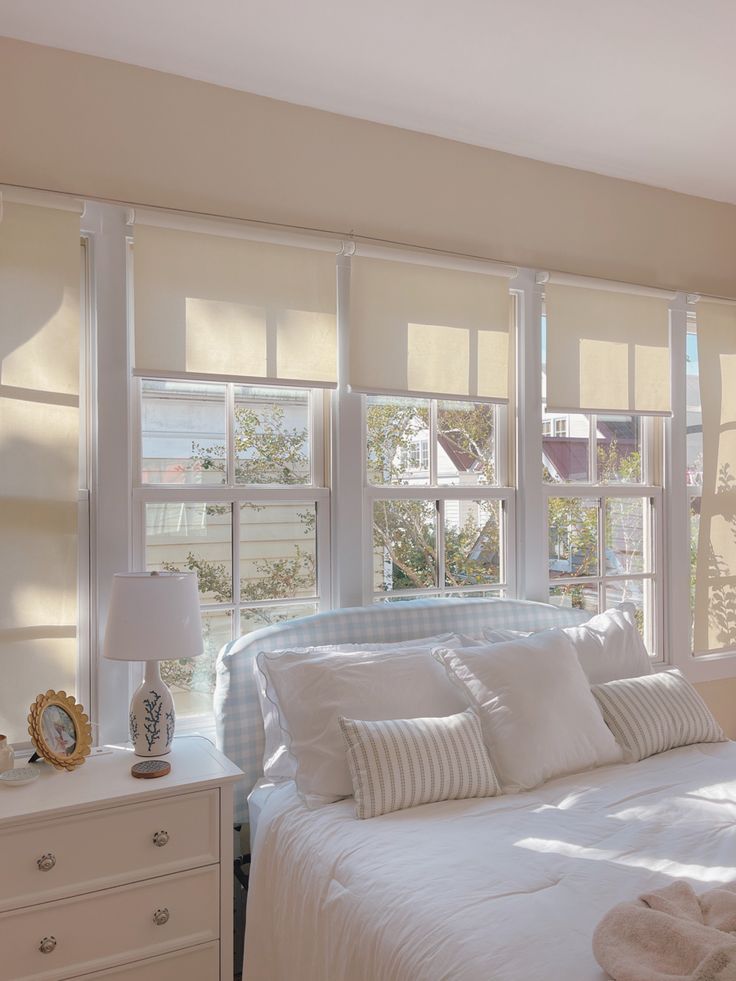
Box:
[226, 383, 236, 486]
[231, 499, 241, 641]
[598, 495, 606, 614]
[590, 414, 598, 484]
[436, 499, 445, 593]
[429, 399, 439, 485]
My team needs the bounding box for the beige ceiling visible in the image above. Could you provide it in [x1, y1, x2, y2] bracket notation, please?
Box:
[1, 0, 733, 202]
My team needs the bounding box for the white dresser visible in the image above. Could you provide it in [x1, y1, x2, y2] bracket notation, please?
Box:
[0, 736, 242, 981]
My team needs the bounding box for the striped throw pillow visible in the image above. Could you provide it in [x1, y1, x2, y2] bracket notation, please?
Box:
[591, 669, 726, 762]
[339, 709, 500, 819]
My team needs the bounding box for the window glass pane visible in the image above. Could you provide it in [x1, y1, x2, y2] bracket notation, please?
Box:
[145, 501, 232, 602]
[548, 583, 599, 614]
[604, 579, 649, 642]
[686, 334, 702, 486]
[366, 396, 430, 486]
[437, 401, 496, 486]
[234, 385, 311, 485]
[597, 415, 642, 483]
[160, 610, 232, 720]
[373, 499, 437, 591]
[241, 602, 318, 634]
[605, 498, 648, 575]
[141, 379, 226, 485]
[690, 495, 700, 648]
[542, 411, 590, 483]
[444, 499, 501, 587]
[548, 497, 599, 578]
[240, 502, 317, 603]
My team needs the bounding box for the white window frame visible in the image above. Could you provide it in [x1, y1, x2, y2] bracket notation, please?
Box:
[362, 395, 515, 602]
[131, 380, 331, 643]
[663, 294, 736, 682]
[544, 483, 664, 659]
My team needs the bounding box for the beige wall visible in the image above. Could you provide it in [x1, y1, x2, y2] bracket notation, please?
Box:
[3, 36, 736, 297]
[5, 38, 736, 709]
[696, 679, 736, 739]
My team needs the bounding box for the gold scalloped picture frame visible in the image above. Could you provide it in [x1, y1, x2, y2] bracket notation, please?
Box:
[28, 690, 92, 771]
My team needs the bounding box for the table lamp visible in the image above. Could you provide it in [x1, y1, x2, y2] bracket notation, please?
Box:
[103, 572, 203, 756]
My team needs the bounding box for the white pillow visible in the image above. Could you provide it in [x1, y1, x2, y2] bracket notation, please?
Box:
[563, 609, 652, 684]
[435, 632, 622, 791]
[483, 627, 533, 643]
[258, 644, 471, 804]
[592, 669, 726, 762]
[255, 632, 464, 780]
[340, 709, 500, 819]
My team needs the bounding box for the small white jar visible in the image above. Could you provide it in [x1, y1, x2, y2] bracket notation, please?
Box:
[0, 735, 14, 774]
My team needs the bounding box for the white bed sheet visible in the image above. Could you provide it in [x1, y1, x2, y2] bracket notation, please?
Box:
[244, 742, 736, 981]
[247, 778, 287, 848]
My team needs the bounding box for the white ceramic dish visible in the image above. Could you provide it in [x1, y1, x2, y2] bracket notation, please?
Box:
[0, 766, 41, 787]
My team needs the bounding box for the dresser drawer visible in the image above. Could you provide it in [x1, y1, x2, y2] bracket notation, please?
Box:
[0, 789, 219, 911]
[64, 941, 219, 980]
[0, 864, 219, 981]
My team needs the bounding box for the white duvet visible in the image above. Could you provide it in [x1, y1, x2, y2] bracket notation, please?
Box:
[244, 743, 736, 981]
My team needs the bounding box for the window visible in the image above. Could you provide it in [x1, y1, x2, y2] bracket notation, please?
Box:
[399, 438, 430, 473]
[366, 396, 512, 599]
[11, 191, 736, 753]
[134, 379, 328, 730]
[685, 301, 736, 658]
[0, 202, 89, 744]
[542, 316, 662, 654]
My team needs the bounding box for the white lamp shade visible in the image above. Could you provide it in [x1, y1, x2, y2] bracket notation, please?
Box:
[103, 572, 204, 662]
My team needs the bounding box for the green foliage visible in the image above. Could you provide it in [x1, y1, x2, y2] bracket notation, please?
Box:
[192, 401, 310, 484]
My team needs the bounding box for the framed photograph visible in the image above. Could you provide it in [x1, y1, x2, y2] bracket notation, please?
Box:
[27, 691, 92, 771]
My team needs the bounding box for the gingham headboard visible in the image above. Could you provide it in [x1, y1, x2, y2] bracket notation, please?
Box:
[214, 596, 592, 824]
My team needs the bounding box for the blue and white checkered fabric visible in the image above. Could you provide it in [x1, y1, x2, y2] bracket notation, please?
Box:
[214, 597, 590, 823]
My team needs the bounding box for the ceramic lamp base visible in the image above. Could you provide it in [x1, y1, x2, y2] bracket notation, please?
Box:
[129, 661, 175, 757]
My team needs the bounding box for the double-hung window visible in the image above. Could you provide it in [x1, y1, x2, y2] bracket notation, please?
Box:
[0, 198, 90, 743]
[688, 298, 736, 657]
[366, 396, 512, 599]
[542, 281, 670, 658]
[130, 218, 337, 729]
[347, 252, 515, 602]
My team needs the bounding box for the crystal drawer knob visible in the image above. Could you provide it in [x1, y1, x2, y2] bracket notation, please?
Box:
[39, 936, 57, 954]
[37, 853, 56, 872]
[153, 830, 169, 847]
[153, 907, 169, 926]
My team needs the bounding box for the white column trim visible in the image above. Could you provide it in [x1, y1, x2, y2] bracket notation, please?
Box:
[331, 253, 365, 607]
[513, 270, 547, 601]
[83, 201, 135, 745]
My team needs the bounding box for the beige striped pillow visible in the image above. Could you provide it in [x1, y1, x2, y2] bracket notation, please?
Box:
[591, 669, 726, 762]
[339, 709, 500, 819]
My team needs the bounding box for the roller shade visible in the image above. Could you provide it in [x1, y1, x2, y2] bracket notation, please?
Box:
[545, 283, 671, 415]
[693, 299, 736, 653]
[0, 202, 80, 741]
[133, 223, 337, 387]
[349, 256, 511, 402]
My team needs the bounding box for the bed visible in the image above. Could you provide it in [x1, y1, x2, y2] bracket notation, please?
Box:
[214, 598, 736, 981]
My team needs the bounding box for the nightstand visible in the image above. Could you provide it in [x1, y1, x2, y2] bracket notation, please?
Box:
[0, 735, 242, 981]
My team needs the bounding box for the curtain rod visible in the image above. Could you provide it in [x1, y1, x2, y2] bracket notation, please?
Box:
[2, 180, 733, 302]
